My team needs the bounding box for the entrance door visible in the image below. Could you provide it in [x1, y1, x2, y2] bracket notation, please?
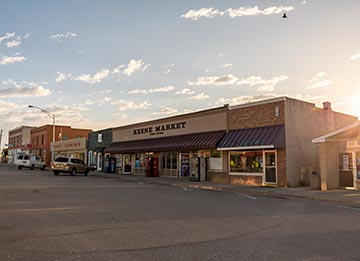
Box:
[124, 154, 132, 173]
[97, 153, 103, 171]
[264, 151, 276, 184]
[338, 152, 354, 188]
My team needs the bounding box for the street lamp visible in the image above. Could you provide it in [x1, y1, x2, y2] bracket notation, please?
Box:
[28, 105, 56, 163]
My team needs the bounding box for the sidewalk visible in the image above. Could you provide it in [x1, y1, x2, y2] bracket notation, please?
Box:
[94, 172, 360, 208]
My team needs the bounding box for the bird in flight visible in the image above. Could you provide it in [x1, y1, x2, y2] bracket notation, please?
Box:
[282, 13, 288, 18]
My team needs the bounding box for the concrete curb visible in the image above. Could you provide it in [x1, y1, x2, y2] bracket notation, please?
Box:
[95, 173, 360, 209]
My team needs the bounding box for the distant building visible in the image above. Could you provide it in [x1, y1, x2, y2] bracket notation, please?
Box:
[7, 126, 35, 163]
[30, 125, 92, 166]
[88, 128, 113, 171]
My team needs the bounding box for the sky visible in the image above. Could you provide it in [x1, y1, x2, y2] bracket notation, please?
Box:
[1, 0, 360, 147]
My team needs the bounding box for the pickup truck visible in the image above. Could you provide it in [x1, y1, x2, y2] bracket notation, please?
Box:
[15, 154, 46, 170]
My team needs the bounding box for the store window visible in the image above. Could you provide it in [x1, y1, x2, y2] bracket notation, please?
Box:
[162, 151, 178, 170]
[230, 151, 263, 173]
[135, 153, 146, 168]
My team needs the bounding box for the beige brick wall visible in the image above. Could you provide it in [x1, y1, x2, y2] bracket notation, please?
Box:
[229, 101, 285, 130]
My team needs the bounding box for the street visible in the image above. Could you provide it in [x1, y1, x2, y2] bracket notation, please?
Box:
[0, 165, 359, 261]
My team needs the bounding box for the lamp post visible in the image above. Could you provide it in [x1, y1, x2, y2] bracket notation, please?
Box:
[28, 105, 56, 163]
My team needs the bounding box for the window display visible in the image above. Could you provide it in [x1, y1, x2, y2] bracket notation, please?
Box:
[230, 151, 263, 173]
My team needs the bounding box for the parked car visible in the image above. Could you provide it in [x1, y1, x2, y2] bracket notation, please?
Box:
[15, 154, 46, 170]
[51, 157, 90, 176]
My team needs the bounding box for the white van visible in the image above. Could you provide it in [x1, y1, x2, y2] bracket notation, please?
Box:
[15, 154, 46, 170]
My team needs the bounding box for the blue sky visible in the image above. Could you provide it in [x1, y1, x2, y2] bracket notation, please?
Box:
[1, 0, 360, 146]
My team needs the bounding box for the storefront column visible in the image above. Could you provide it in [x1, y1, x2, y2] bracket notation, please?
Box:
[319, 142, 338, 190]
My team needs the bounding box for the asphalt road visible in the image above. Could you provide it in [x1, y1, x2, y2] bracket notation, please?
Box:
[1, 165, 360, 261]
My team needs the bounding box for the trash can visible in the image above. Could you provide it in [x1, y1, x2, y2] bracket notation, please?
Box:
[310, 171, 321, 190]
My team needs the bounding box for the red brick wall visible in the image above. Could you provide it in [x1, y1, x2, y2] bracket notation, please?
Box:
[207, 171, 228, 183]
[229, 101, 285, 130]
[229, 175, 262, 186]
[277, 149, 287, 187]
[31, 125, 92, 166]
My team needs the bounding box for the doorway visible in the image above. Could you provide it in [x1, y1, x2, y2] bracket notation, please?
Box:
[264, 151, 276, 184]
[124, 154, 132, 173]
[338, 152, 354, 188]
[97, 153, 103, 171]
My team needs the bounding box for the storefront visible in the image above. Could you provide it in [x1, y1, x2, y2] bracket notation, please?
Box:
[53, 137, 87, 162]
[88, 128, 112, 171]
[104, 107, 228, 178]
[217, 125, 285, 186]
[313, 121, 360, 190]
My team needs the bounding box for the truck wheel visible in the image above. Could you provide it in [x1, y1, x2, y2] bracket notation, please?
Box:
[41, 166, 46, 171]
[30, 165, 34, 170]
[53, 171, 59, 176]
[18, 165, 22, 170]
[84, 168, 89, 176]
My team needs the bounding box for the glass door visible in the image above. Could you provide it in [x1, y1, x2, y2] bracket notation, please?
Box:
[123, 154, 132, 173]
[264, 151, 276, 184]
[338, 152, 354, 188]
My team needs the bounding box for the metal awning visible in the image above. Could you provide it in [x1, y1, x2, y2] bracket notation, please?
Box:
[104, 130, 226, 153]
[217, 125, 285, 150]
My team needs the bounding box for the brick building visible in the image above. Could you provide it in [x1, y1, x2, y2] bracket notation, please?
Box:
[104, 97, 357, 188]
[30, 125, 92, 166]
[7, 126, 35, 163]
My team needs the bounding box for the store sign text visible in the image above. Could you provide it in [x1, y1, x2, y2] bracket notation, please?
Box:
[133, 122, 187, 136]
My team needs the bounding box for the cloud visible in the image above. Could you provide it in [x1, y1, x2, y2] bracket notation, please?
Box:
[188, 74, 239, 86]
[188, 93, 209, 100]
[149, 85, 175, 93]
[128, 85, 175, 94]
[350, 53, 360, 61]
[215, 94, 278, 106]
[128, 89, 149, 94]
[0, 32, 15, 42]
[6, 40, 21, 48]
[0, 100, 20, 112]
[188, 74, 288, 91]
[97, 97, 112, 106]
[0, 55, 26, 65]
[55, 71, 68, 82]
[221, 63, 233, 68]
[306, 72, 332, 89]
[57, 59, 149, 84]
[73, 69, 110, 84]
[122, 59, 149, 76]
[175, 88, 195, 95]
[50, 32, 77, 41]
[227, 6, 294, 17]
[151, 107, 178, 115]
[111, 100, 152, 111]
[2, 79, 51, 98]
[301, 1, 307, 4]
[237, 75, 288, 92]
[181, 7, 224, 20]
[182, 6, 294, 20]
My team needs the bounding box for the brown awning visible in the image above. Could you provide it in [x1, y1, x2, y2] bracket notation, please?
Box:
[217, 125, 285, 150]
[105, 130, 226, 153]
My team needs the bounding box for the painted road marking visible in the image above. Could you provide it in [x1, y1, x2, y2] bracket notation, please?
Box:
[2, 207, 84, 213]
[234, 192, 257, 200]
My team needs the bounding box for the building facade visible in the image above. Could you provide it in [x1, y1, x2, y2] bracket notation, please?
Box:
[313, 121, 360, 190]
[30, 125, 92, 166]
[88, 128, 113, 171]
[104, 97, 358, 188]
[53, 137, 88, 162]
[7, 126, 35, 163]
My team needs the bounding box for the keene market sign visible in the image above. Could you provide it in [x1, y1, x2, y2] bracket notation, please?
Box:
[133, 121, 187, 136]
